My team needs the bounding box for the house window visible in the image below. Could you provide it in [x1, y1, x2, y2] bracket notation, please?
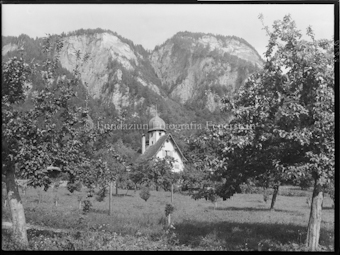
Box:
[164, 150, 173, 157]
[159, 132, 162, 136]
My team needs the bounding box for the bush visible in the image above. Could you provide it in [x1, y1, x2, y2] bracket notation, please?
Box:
[95, 187, 107, 202]
[67, 181, 82, 193]
[82, 200, 92, 214]
[165, 204, 174, 216]
[139, 187, 151, 202]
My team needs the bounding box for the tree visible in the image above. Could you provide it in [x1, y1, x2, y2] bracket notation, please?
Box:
[130, 157, 178, 191]
[2, 56, 31, 246]
[183, 129, 226, 202]
[2, 35, 89, 246]
[223, 15, 334, 250]
[183, 15, 334, 250]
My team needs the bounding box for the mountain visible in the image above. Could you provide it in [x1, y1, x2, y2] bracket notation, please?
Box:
[151, 31, 263, 111]
[2, 29, 263, 150]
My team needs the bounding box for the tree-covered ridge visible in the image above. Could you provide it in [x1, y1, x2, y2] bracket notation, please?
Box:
[154, 30, 264, 62]
[65, 28, 150, 59]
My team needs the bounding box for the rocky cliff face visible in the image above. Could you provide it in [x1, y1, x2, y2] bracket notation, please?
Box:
[2, 43, 19, 56]
[150, 32, 263, 111]
[57, 31, 162, 113]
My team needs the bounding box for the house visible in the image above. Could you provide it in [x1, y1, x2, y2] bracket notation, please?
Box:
[135, 113, 186, 172]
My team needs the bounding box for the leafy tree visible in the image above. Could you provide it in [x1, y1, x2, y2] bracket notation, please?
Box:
[182, 15, 334, 250]
[130, 157, 179, 191]
[2, 56, 32, 245]
[183, 129, 226, 202]
[139, 187, 151, 202]
[2, 35, 89, 246]
[223, 14, 334, 250]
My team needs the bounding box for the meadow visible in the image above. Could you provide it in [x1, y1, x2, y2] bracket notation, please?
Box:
[2, 185, 334, 251]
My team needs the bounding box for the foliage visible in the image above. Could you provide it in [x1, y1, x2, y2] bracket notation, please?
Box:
[220, 14, 334, 249]
[183, 128, 238, 201]
[82, 200, 92, 214]
[95, 187, 107, 202]
[130, 157, 179, 191]
[1, 34, 104, 246]
[156, 31, 263, 62]
[182, 16, 335, 235]
[2, 56, 31, 104]
[139, 187, 151, 202]
[164, 204, 175, 216]
[67, 181, 82, 193]
[2, 34, 91, 189]
[323, 180, 335, 205]
[294, 173, 313, 190]
[239, 179, 259, 194]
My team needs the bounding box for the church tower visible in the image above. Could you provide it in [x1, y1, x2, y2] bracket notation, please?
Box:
[138, 112, 186, 172]
[147, 112, 166, 146]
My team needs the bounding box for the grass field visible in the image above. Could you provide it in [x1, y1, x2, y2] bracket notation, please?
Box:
[2, 185, 334, 250]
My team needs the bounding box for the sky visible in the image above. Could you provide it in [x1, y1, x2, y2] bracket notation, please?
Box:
[2, 4, 334, 58]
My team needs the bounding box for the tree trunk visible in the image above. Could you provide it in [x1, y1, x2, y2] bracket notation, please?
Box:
[306, 178, 323, 251]
[2, 184, 8, 207]
[115, 181, 118, 195]
[54, 193, 58, 207]
[6, 165, 28, 247]
[171, 184, 173, 203]
[78, 201, 82, 210]
[270, 185, 279, 210]
[167, 214, 171, 227]
[109, 181, 113, 215]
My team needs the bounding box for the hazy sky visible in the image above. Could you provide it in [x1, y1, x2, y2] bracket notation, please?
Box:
[2, 4, 334, 57]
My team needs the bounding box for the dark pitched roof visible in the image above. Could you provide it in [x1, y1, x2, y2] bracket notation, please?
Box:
[168, 134, 187, 162]
[135, 133, 187, 163]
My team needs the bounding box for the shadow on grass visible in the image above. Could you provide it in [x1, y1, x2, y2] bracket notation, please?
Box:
[322, 206, 335, 210]
[173, 220, 333, 250]
[208, 207, 306, 217]
[112, 194, 133, 197]
[209, 206, 295, 213]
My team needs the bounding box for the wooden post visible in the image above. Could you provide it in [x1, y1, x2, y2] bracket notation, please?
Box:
[109, 181, 113, 215]
[171, 184, 173, 203]
[168, 183, 173, 227]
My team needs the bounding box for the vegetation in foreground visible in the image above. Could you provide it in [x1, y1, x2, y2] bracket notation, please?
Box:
[2, 186, 334, 251]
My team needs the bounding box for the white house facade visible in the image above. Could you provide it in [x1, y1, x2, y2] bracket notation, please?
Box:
[137, 114, 186, 172]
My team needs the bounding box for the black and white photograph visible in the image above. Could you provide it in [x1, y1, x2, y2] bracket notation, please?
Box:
[1, 2, 337, 251]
